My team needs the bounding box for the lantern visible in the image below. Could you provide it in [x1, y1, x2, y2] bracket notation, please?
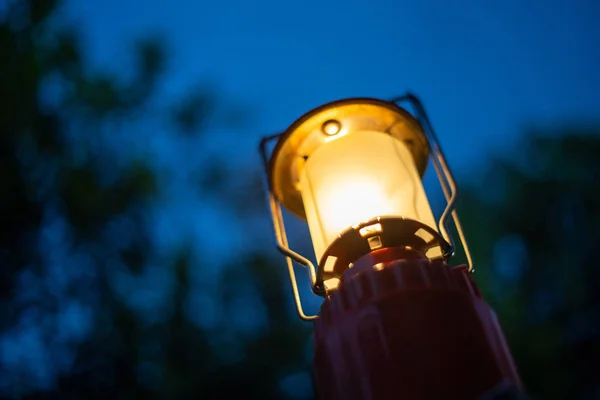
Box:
[259, 94, 472, 320]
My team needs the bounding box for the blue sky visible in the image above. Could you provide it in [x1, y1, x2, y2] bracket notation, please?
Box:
[61, 0, 600, 172]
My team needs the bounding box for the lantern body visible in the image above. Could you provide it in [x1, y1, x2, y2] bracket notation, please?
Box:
[313, 247, 524, 400]
[299, 130, 437, 265]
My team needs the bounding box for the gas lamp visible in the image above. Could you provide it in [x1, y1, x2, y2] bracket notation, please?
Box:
[259, 94, 523, 399]
[259, 94, 471, 319]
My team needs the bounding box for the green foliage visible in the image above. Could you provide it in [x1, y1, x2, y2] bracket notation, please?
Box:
[0, 1, 311, 399]
[461, 131, 600, 400]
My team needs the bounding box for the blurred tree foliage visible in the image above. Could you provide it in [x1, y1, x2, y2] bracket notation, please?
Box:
[0, 1, 311, 399]
[461, 132, 600, 400]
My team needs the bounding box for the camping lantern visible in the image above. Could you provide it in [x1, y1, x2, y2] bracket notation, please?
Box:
[259, 94, 472, 320]
[259, 94, 524, 400]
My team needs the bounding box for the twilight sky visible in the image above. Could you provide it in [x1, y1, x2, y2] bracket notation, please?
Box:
[61, 0, 600, 171]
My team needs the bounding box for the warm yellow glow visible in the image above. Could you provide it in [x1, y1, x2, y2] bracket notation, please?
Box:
[299, 130, 437, 264]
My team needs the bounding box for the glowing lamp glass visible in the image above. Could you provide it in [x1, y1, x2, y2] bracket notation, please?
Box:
[299, 130, 437, 264]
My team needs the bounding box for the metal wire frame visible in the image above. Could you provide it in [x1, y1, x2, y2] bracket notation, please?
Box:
[390, 93, 474, 274]
[260, 133, 320, 321]
[258, 93, 474, 321]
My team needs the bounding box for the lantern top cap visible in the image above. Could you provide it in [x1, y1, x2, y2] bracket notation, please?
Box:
[267, 97, 430, 219]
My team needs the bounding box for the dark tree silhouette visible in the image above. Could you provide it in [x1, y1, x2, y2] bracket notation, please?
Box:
[461, 131, 600, 400]
[1, 1, 312, 399]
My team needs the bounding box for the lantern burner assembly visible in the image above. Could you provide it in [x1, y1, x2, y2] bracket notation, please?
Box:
[317, 216, 450, 291]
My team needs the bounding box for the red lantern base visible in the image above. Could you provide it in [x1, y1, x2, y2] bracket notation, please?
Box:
[313, 247, 524, 400]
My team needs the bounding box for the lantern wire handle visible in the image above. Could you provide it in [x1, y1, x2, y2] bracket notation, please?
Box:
[391, 93, 474, 273]
[259, 134, 319, 321]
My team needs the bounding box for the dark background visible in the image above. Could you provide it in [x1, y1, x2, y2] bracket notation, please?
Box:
[1, 1, 599, 398]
